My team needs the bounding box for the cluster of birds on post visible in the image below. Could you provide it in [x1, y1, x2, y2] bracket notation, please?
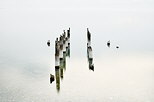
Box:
[50, 28, 70, 92]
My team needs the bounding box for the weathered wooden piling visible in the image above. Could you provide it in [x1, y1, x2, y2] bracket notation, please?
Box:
[65, 37, 68, 47]
[55, 38, 60, 70]
[55, 55, 59, 69]
[65, 37, 69, 56]
[59, 38, 63, 60]
[59, 52, 64, 80]
[87, 28, 91, 45]
[67, 28, 70, 39]
[63, 50, 66, 71]
[52, 28, 71, 92]
[68, 43, 70, 57]
[86, 28, 94, 71]
[87, 46, 93, 59]
[62, 38, 66, 69]
[63, 38, 66, 53]
[67, 28, 70, 57]
[55, 38, 59, 56]
[63, 30, 66, 38]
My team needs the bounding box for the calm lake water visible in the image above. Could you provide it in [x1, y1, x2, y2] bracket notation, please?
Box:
[0, 9, 154, 102]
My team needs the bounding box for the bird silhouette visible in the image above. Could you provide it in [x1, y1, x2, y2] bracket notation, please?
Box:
[47, 40, 50, 46]
[116, 46, 119, 49]
[107, 40, 110, 47]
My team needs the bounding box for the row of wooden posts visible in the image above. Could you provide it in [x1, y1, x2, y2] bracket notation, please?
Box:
[50, 28, 70, 92]
[49, 28, 121, 92]
[50, 28, 95, 92]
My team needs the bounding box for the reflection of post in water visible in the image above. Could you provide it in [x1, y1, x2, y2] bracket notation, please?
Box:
[87, 28, 94, 71]
[87, 46, 94, 71]
[55, 67, 60, 92]
[60, 57, 64, 79]
[55, 38, 61, 92]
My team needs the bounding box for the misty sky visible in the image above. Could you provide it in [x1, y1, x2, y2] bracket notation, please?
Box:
[1, 0, 154, 9]
[0, 0, 154, 59]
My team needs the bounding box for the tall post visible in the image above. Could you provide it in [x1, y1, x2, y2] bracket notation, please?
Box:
[86, 28, 94, 71]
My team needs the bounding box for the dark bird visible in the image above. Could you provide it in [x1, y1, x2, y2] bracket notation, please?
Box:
[107, 40, 110, 47]
[50, 74, 55, 83]
[116, 46, 119, 49]
[47, 40, 50, 46]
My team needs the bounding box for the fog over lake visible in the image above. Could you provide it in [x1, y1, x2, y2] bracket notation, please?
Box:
[0, 0, 154, 102]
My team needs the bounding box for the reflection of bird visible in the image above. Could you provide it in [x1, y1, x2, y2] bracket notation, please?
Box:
[47, 40, 50, 46]
[107, 40, 110, 47]
[50, 74, 55, 83]
[116, 46, 119, 49]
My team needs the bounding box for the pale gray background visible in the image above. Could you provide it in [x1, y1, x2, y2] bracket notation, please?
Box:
[0, 0, 154, 102]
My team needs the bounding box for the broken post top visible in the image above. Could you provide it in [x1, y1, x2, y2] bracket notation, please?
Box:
[87, 28, 91, 42]
[67, 28, 70, 38]
[56, 38, 58, 41]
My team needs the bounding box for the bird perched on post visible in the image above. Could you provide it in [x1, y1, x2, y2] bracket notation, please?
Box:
[107, 40, 110, 47]
[47, 40, 50, 46]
